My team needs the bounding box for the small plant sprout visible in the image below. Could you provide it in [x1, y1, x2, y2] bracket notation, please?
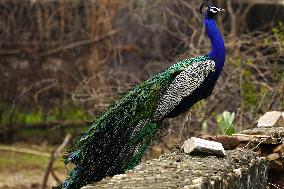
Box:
[217, 111, 236, 136]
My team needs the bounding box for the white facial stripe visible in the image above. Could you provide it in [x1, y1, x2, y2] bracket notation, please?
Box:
[210, 7, 222, 14]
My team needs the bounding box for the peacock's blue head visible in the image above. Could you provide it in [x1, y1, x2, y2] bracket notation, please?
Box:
[200, 2, 225, 19]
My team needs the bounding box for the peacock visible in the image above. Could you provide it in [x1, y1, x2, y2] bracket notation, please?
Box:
[60, 2, 225, 189]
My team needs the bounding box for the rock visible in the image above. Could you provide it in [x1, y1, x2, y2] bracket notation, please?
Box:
[232, 133, 277, 144]
[273, 144, 284, 153]
[266, 153, 280, 161]
[232, 119, 284, 172]
[233, 127, 284, 144]
[182, 137, 226, 157]
[275, 160, 283, 166]
[257, 111, 284, 127]
[200, 135, 240, 150]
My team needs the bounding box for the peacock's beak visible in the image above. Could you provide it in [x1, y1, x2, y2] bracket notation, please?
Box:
[218, 8, 225, 12]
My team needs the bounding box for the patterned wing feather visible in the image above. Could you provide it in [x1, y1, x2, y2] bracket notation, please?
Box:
[153, 60, 215, 120]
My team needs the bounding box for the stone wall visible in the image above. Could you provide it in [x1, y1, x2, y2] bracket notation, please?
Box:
[83, 149, 267, 189]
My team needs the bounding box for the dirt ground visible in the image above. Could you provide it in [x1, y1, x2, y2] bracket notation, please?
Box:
[0, 145, 67, 189]
[0, 170, 66, 189]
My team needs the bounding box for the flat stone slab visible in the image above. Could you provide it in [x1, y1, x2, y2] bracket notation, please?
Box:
[257, 111, 284, 127]
[233, 127, 284, 144]
[82, 149, 267, 189]
[182, 137, 225, 157]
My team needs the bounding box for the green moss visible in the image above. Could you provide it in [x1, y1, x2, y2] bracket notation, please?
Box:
[25, 111, 43, 124]
[273, 22, 284, 42]
[0, 99, 90, 126]
[242, 81, 258, 107]
[246, 58, 253, 65]
[229, 58, 241, 66]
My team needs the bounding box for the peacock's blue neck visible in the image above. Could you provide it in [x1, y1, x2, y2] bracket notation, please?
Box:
[205, 17, 225, 72]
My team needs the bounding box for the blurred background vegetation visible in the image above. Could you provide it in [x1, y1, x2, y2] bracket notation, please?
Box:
[0, 0, 283, 188]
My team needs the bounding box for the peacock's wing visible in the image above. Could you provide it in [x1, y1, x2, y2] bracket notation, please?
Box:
[153, 59, 216, 120]
[61, 55, 211, 189]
